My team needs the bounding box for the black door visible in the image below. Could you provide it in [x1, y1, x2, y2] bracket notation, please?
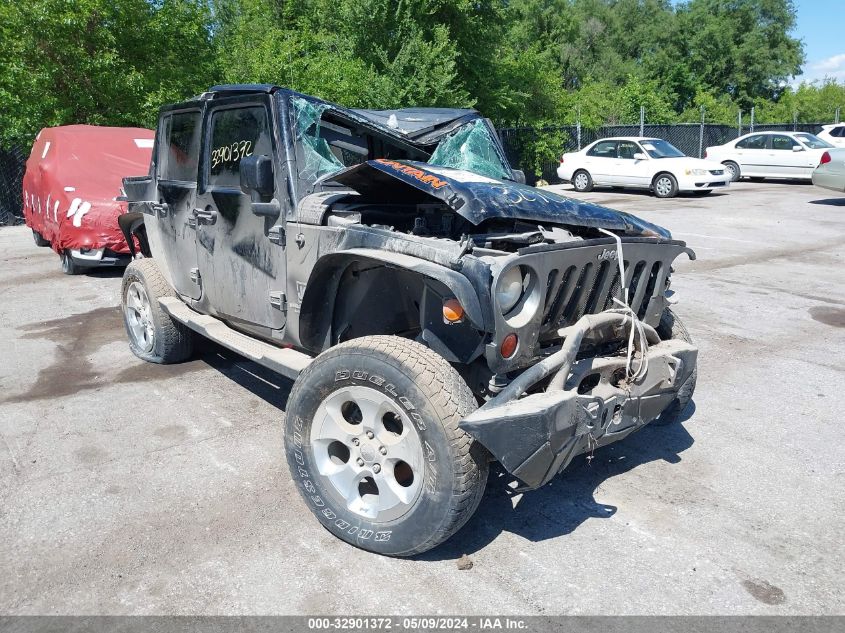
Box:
[194, 100, 286, 329]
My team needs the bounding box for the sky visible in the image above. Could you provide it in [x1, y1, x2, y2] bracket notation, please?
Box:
[790, 0, 842, 84]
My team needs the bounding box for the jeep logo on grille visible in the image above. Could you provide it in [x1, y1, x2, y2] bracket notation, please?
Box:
[597, 248, 618, 261]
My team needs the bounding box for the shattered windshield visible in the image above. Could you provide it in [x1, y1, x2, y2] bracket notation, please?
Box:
[427, 120, 512, 180]
[291, 96, 512, 188]
[292, 96, 345, 183]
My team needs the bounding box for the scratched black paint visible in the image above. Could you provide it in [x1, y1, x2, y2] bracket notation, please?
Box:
[331, 160, 671, 238]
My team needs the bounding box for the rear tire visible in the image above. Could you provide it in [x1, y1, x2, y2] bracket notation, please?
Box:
[121, 258, 194, 364]
[653, 309, 697, 426]
[32, 230, 50, 247]
[285, 335, 488, 556]
[61, 251, 80, 275]
[723, 161, 741, 182]
[653, 173, 679, 198]
[572, 170, 593, 192]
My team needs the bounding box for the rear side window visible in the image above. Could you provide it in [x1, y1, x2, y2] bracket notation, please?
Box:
[833, 126, 845, 138]
[158, 111, 201, 182]
[588, 141, 618, 157]
[617, 141, 640, 159]
[736, 135, 767, 149]
[208, 105, 272, 188]
[771, 135, 798, 150]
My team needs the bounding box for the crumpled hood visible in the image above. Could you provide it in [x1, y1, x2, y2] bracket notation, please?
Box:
[329, 159, 670, 238]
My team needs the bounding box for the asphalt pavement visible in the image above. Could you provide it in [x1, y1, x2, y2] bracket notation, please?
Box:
[1, 179, 843, 614]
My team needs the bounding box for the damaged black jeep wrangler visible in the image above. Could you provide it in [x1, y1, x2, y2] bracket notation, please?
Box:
[119, 84, 697, 556]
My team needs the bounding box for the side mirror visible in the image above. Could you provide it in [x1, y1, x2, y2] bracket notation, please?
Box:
[512, 169, 526, 184]
[633, 152, 648, 160]
[792, 145, 804, 152]
[240, 154, 274, 197]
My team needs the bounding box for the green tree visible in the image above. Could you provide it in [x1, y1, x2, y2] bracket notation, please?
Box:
[669, 0, 804, 109]
[618, 75, 676, 123]
[0, 0, 218, 143]
[314, 0, 503, 109]
[2, 0, 841, 155]
[761, 80, 845, 123]
[215, 0, 480, 108]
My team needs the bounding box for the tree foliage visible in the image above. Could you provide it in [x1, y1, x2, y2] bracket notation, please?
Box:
[0, 0, 217, 141]
[1, 0, 843, 145]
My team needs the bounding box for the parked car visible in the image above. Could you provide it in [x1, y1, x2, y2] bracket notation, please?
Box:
[705, 131, 834, 182]
[812, 149, 845, 193]
[119, 84, 698, 556]
[22, 125, 154, 274]
[557, 137, 730, 198]
[817, 124, 845, 148]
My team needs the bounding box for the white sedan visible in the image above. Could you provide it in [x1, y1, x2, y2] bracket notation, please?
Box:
[705, 131, 834, 182]
[557, 137, 730, 198]
[817, 124, 845, 148]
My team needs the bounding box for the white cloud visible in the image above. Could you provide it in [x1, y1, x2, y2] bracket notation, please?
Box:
[793, 52, 845, 85]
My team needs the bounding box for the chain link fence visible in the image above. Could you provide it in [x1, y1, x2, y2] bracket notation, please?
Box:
[0, 145, 27, 227]
[0, 116, 839, 224]
[498, 121, 829, 184]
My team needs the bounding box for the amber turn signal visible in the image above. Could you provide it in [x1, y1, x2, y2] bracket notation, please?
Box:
[442, 298, 464, 323]
[500, 333, 518, 359]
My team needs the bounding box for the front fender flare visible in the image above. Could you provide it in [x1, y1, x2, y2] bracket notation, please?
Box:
[299, 248, 486, 352]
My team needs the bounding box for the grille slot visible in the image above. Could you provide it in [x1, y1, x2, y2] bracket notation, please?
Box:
[562, 263, 594, 324]
[542, 265, 577, 327]
[637, 261, 663, 319]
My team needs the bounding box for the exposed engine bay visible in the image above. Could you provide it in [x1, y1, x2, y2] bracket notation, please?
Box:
[322, 199, 582, 253]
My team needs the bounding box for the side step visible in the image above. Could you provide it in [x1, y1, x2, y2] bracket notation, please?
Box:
[159, 296, 312, 380]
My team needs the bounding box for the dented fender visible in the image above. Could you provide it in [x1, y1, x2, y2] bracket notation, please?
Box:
[298, 248, 488, 353]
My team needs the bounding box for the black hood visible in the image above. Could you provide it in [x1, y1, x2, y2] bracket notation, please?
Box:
[329, 159, 671, 238]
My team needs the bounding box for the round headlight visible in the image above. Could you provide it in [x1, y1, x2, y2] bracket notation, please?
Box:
[496, 266, 525, 313]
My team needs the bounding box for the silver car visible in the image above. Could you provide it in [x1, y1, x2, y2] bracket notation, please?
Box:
[812, 149, 845, 193]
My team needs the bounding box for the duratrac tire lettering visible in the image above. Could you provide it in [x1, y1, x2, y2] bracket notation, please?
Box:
[284, 335, 487, 556]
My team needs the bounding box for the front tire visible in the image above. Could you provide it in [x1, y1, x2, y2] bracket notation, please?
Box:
[285, 335, 488, 556]
[723, 161, 741, 182]
[33, 230, 50, 247]
[653, 173, 679, 198]
[572, 170, 593, 192]
[61, 250, 80, 275]
[653, 309, 697, 425]
[121, 258, 194, 364]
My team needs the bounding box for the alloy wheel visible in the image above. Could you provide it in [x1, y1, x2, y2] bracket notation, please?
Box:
[310, 386, 424, 522]
[124, 281, 155, 353]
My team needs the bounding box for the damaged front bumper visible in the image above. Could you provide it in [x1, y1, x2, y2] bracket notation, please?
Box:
[460, 316, 697, 490]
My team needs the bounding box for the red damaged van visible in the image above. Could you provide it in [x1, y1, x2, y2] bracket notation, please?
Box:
[22, 125, 154, 274]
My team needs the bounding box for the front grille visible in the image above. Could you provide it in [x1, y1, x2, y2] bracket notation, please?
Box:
[541, 260, 664, 331]
[709, 169, 724, 176]
[535, 244, 674, 340]
[487, 239, 692, 370]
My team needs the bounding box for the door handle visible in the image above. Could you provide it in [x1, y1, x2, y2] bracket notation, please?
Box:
[150, 201, 168, 218]
[193, 208, 217, 226]
[251, 198, 281, 218]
